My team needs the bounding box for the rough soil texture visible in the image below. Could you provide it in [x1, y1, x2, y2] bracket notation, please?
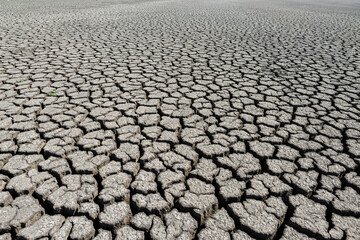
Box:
[0, 0, 359, 239]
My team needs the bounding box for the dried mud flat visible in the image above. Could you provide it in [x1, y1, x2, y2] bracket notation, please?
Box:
[0, 0, 359, 239]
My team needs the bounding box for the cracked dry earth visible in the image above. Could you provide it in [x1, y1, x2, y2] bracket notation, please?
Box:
[0, 0, 360, 239]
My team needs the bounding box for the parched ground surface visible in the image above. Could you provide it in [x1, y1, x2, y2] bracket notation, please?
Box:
[0, 0, 360, 239]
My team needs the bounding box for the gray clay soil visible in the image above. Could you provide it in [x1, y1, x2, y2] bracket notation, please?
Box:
[0, 0, 359, 239]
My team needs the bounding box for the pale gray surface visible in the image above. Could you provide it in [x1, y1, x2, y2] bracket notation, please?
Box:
[0, 0, 359, 239]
